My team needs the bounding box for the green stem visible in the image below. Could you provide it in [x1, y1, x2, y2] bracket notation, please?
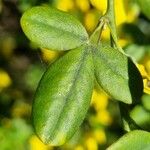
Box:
[89, 18, 105, 44]
[106, 0, 117, 43]
[89, 0, 126, 54]
[105, 0, 124, 53]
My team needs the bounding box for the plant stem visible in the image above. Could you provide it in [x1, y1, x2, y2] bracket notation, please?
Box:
[89, 18, 105, 44]
[90, 0, 125, 54]
[105, 0, 124, 53]
[106, 0, 117, 43]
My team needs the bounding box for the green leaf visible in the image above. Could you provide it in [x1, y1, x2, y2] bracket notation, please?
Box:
[32, 45, 94, 145]
[93, 44, 143, 104]
[21, 6, 88, 51]
[122, 23, 148, 45]
[119, 103, 142, 132]
[107, 130, 150, 150]
[130, 105, 150, 131]
[125, 44, 145, 62]
[142, 94, 150, 111]
[136, 0, 150, 19]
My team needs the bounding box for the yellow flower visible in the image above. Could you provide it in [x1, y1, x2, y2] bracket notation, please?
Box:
[90, 0, 138, 26]
[96, 110, 112, 126]
[143, 79, 150, 94]
[29, 135, 52, 150]
[115, 0, 127, 25]
[51, 132, 67, 146]
[90, 0, 126, 25]
[93, 129, 106, 144]
[118, 39, 129, 47]
[101, 25, 110, 40]
[90, 89, 112, 126]
[145, 59, 150, 74]
[84, 10, 99, 32]
[85, 137, 98, 150]
[89, 0, 127, 39]
[75, 0, 90, 12]
[0, 69, 12, 90]
[56, 0, 74, 11]
[41, 49, 59, 63]
[90, 0, 107, 14]
[90, 0, 139, 40]
[91, 89, 108, 111]
[137, 64, 150, 94]
[74, 145, 85, 150]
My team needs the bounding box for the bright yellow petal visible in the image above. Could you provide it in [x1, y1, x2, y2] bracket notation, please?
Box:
[90, 0, 107, 14]
[41, 49, 59, 63]
[93, 129, 106, 144]
[118, 39, 129, 47]
[137, 64, 150, 94]
[137, 64, 150, 79]
[84, 10, 98, 32]
[0, 69, 12, 90]
[143, 79, 150, 94]
[76, 0, 90, 12]
[85, 137, 98, 150]
[145, 60, 150, 74]
[96, 110, 112, 126]
[56, 0, 74, 11]
[29, 136, 51, 150]
[115, 0, 127, 25]
[91, 89, 108, 110]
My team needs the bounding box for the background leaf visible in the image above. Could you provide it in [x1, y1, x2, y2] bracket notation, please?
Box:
[93, 44, 143, 104]
[21, 6, 89, 51]
[136, 0, 150, 19]
[130, 105, 150, 131]
[142, 94, 150, 111]
[107, 130, 150, 150]
[124, 44, 146, 62]
[32, 45, 94, 145]
[0, 118, 32, 150]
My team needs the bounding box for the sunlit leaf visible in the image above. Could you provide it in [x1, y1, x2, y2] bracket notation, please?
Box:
[32, 45, 94, 145]
[107, 130, 150, 150]
[21, 6, 89, 51]
[93, 44, 143, 104]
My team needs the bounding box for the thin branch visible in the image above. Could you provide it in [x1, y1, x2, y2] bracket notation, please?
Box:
[105, 0, 125, 53]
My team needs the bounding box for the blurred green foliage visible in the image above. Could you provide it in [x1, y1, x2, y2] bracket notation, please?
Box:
[0, 118, 32, 150]
[0, 0, 150, 150]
